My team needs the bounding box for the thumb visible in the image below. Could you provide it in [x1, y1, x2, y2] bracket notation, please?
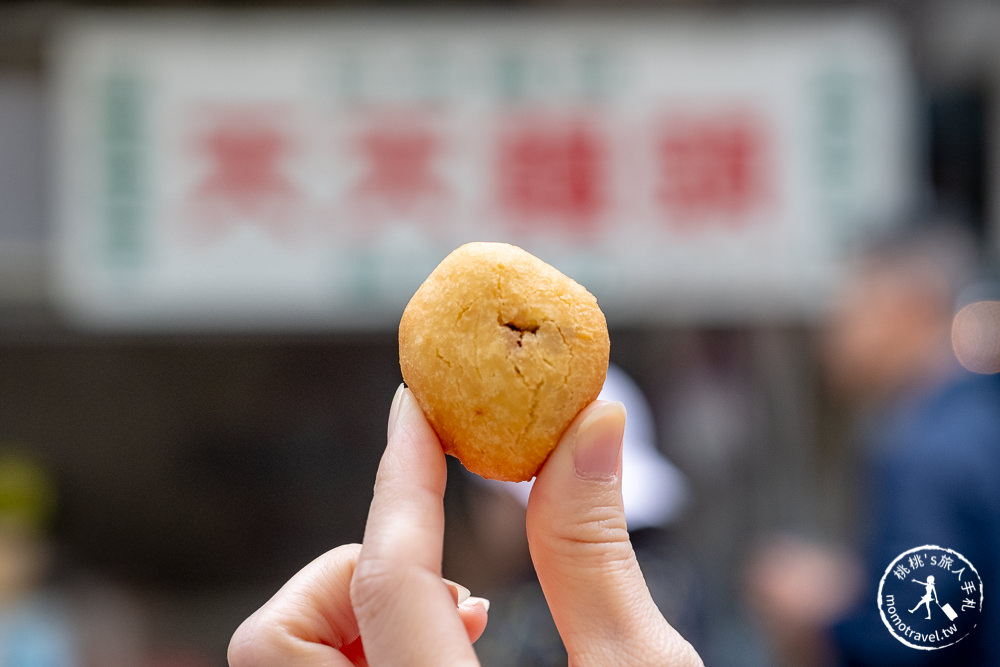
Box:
[526, 401, 702, 667]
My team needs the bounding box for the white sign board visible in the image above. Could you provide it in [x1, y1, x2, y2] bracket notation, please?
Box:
[52, 12, 914, 329]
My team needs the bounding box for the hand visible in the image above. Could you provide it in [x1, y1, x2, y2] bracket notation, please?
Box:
[229, 386, 703, 666]
[228, 385, 487, 666]
[527, 400, 703, 666]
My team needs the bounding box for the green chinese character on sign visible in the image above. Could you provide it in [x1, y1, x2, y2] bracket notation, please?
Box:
[102, 71, 146, 267]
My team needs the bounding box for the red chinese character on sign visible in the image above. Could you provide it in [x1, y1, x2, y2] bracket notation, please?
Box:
[191, 110, 297, 238]
[495, 116, 606, 233]
[350, 120, 447, 214]
[655, 111, 769, 228]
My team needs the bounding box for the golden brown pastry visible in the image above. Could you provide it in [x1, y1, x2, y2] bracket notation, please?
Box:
[399, 242, 610, 481]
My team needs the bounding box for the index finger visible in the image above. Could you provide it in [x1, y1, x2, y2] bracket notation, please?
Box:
[350, 386, 479, 666]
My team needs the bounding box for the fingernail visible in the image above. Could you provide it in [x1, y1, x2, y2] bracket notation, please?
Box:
[572, 401, 626, 479]
[461, 596, 491, 613]
[387, 383, 406, 439]
[443, 578, 471, 605]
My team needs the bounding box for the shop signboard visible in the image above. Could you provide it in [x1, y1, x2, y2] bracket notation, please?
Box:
[52, 12, 914, 328]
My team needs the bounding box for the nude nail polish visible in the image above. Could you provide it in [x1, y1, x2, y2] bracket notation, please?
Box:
[572, 402, 626, 479]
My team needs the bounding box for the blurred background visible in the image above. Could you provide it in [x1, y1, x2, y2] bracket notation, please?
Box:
[1, 1, 998, 665]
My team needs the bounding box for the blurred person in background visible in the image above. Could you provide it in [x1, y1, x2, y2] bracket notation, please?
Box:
[0, 451, 166, 666]
[0, 451, 76, 667]
[748, 220, 1000, 666]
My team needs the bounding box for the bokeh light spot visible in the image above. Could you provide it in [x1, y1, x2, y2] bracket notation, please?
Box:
[952, 300, 1000, 374]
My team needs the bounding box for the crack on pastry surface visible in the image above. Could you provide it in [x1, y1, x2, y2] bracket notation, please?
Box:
[553, 321, 574, 386]
[435, 348, 453, 368]
[456, 302, 473, 324]
[503, 320, 540, 334]
[518, 378, 544, 447]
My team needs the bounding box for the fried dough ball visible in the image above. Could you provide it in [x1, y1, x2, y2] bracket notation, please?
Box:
[399, 242, 610, 481]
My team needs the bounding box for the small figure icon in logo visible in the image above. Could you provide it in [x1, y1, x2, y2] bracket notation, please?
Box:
[907, 575, 958, 621]
[908, 575, 939, 619]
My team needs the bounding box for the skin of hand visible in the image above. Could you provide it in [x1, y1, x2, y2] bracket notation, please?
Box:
[527, 399, 703, 666]
[228, 386, 703, 667]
